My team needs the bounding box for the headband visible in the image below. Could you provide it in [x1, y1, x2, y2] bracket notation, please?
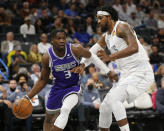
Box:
[97, 11, 110, 16]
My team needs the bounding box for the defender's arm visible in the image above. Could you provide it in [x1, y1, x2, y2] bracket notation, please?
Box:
[71, 44, 110, 75]
[80, 36, 107, 67]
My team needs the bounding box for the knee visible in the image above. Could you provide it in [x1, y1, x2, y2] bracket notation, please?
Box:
[101, 94, 121, 111]
[45, 116, 53, 124]
[45, 113, 58, 124]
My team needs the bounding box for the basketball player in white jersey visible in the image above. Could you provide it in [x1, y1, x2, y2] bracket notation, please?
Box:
[72, 5, 154, 131]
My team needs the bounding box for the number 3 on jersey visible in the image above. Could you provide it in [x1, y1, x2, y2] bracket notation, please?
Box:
[64, 70, 71, 79]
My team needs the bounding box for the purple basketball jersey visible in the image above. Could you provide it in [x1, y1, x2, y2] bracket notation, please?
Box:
[46, 43, 81, 110]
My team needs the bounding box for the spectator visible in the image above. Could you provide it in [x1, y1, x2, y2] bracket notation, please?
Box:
[17, 73, 33, 89]
[136, 4, 146, 23]
[1, 32, 21, 54]
[119, 2, 129, 21]
[91, 72, 104, 89]
[30, 64, 41, 84]
[140, 0, 150, 14]
[155, 65, 164, 88]
[158, 14, 164, 29]
[158, 29, 164, 44]
[149, 45, 163, 65]
[76, 2, 88, 18]
[152, 36, 164, 55]
[34, 18, 45, 34]
[7, 79, 32, 131]
[144, 10, 158, 30]
[85, 16, 94, 35]
[1, 32, 21, 63]
[19, 2, 30, 19]
[156, 77, 164, 113]
[16, 82, 31, 99]
[0, 81, 12, 131]
[57, 0, 70, 11]
[6, 79, 19, 103]
[65, 18, 76, 36]
[58, 10, 68, 25]
[0, 7, 11, 26]
[0, 74, 8, 88]
[92, 26, 103, 43]
[5, 3, 20, 18]
[28, 8, 38, 25]
[49, 17, 63, 32]
[28, 44, 42, 64]
[152, 0, 161, 14]
[37, 33, 51, 55]
[0, 85, 7, 101]
[40, 9, 54, 27]
[78, 78, 100, 130]
[7, 45, 27, 76]
[85, 0, 97, 14]
[127, 12, 141, 27]
[98, 0, 104, 7]
[148, 82, 157, 95]
[80, 64, 96, 87]
[51, 6, 58, 18]
[64, 3, 81, 20]
[112, 0, 121, 13]
[20, 16, 36, 37]
[126, 0, 136, 16]
[73, 25, 92, 45]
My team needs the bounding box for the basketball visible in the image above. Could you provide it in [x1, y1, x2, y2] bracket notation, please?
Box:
[12, 98, 33, 119]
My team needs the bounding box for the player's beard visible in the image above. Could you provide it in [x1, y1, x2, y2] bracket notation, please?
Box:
[101, 23, 109, 32]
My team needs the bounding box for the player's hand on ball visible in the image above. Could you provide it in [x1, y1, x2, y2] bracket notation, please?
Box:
[108, 71, 118, 82]
[71, 63, 85, 74]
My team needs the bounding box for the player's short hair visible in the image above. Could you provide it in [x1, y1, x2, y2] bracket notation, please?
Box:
[96, 5, 118, 21]
[50, 29, 67, 38]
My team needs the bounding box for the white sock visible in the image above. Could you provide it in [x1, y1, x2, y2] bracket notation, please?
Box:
[120, 124, 130, 131]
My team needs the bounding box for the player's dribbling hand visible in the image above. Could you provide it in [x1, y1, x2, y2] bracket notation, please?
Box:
[70, 63, 85, 75]
[107, 71, 118, 82]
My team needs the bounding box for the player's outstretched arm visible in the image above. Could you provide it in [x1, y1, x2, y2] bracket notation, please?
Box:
[80, 36, 106, 67]
[71, 44, 110, 75]
[27, 53, 50, 99]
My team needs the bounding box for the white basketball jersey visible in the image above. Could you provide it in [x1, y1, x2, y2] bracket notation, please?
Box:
[105, 21, 149, 73]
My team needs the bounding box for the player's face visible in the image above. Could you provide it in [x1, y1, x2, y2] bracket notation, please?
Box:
[97, 15, 109, 31]
[97, 15, 108, 27]
[53, 32, 66, 51]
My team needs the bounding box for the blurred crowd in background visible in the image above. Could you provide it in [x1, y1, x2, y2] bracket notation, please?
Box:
[0, 0, 164, 131]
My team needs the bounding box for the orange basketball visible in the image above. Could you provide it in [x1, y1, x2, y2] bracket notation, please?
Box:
[12, 98, 33, 119]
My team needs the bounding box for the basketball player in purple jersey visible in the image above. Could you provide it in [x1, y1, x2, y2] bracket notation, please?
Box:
[25, 29, 114, 131]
